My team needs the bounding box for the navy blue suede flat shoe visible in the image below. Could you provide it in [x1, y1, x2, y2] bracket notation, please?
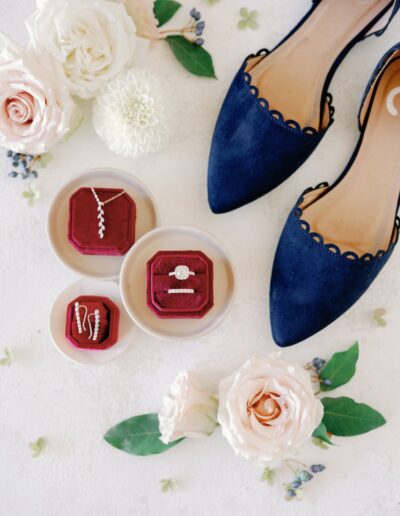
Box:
[270, 43, 400, 347]
[208, 0, 400, 213]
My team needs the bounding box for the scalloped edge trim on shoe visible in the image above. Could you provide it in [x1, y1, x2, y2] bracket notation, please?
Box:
[242, 48, 336, 136]
[293, 182, 400, 262]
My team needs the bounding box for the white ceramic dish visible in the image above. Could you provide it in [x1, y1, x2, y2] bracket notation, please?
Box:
[120, 226, 236, 340]
[49, 279, 136, 365]
[47, 168, 159, 280]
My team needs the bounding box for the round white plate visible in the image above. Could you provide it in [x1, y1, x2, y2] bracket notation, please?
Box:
[47, 168, 159, 280]
[120, 226, 236, 340]
[49, 279, 136, 365]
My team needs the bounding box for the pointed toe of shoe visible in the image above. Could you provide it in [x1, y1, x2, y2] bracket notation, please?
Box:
[207, 53, 325, 213]
[269, 186, 396, 346]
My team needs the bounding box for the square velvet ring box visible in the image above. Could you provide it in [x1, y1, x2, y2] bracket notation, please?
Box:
[65, 296, 120, 350]
[146, 251, 214, 319]
[68, 187, 136, 256]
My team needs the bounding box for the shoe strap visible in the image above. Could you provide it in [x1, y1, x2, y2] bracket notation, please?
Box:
[358, 42, 400, 130]
[312, 0, 399, 38]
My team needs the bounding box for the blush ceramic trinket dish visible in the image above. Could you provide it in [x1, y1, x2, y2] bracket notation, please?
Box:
[65, 295, 120, 350]
[68, 187, 136, 256]
[146, 250, 214, 319]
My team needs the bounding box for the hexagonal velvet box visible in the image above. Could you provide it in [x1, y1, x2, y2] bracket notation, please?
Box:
[147, 250, 214, 319]
[65, 295, 120, 350]
[68, 187, 136, 255]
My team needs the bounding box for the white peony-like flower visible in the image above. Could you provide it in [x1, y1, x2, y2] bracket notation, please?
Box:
[0, 34, 76, 154]
[159, 371, 218, 444]
[218, 354, 323, 467]
[26, 0, 136, 99]
[92, 68, 173, 157]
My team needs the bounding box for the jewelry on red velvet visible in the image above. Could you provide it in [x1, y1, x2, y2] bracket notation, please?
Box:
[147, 251, 214, 319]
[66, 296, 120, 350]
[68, 187, 136, 256]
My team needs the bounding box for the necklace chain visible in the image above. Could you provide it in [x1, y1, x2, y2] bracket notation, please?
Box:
[90, 187, 127, 240]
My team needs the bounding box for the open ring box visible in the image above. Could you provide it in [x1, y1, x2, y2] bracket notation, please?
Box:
[66, 295, 120, 350]
[146, 251, 214, 319]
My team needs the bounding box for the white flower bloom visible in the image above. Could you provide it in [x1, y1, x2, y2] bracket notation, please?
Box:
[218, 354, 323, 467]
[0, 33, 76, 154]
[159, 371, 218, 444]
[92, 68, 173, 157]
[26, 0, 136, 99]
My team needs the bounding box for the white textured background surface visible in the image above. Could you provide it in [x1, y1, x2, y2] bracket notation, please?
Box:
[0, 1, 400, 515]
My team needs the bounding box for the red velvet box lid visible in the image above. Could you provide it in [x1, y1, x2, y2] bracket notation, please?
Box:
[146, 251, 214, 319]
[68, 187, 136, 256]
[65, 295, 120, 350]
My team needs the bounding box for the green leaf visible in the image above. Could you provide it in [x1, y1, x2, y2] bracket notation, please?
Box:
[320, 342, 359, 391]
[0, 347, 13, 366]
[166, 35, 216, 78]
[104, 413, 184, 456]
[240, 7, 249, 17]
[322, 397, 386, 436]
[153, 0, 181, 27]
[29, 437, 46, 457]
[373, 308, 387, 327]
[160, 478, 178, 492]
[261, 467, 275, 486]
[238, 19, 248, 30]
[36, 152, 53, 168]
[312, 422, 333, 445]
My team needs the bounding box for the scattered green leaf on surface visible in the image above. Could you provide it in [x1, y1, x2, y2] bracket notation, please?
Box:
[312, 437, 329, 450]
[104, 413, 184, 456]
[322, 397, 386, 436]
[0, 347, 13, 366]
[22, 183, 40, 206]
[160, 478, 178, 493]
[154, 0, 181, 27]
[373, 308, 387, 327]
[166, 35, 216, 78]
[261, 467, 275, 486]
[312, 422, 334, 445]
[36, 153, 53, 168]
[319, 342, 359, 391]
[238, 7, 259, 30]
[29, 437, 46, 458]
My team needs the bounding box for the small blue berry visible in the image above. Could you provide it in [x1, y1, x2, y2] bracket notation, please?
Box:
[286, 489, 296, 498]
[321, 378, 332, 386]
[310, 464, 326, 473]
[190, 7, 201, 20]
[299, 471, 313, 482]
[31, 170, 38, 178]
[312, 357, 325, 369]
[8, 171, 18, 178]
[291, 480, 302, 489]
[12, 161, 19, 167]
[195, 37, 204, 46]
[6, 150, 13, 157]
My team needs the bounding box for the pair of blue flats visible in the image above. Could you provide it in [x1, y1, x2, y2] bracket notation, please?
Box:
[208, 1, 400, 346]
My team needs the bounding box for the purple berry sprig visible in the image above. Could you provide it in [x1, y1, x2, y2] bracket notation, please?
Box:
[284, 464, 326, 501]
[158, 7, 206, 46]
[7, 150, 39, 180]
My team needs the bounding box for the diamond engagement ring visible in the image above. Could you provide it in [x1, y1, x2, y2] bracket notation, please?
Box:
[168, 265, 195, 280]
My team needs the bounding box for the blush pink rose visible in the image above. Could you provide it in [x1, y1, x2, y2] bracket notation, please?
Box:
[0, 34, 76, 154]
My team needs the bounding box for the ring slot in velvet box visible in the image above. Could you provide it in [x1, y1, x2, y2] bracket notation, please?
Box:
[147, 251, 214, 319]
[65, 295, 120, 350]
[68, 187, 136, 256]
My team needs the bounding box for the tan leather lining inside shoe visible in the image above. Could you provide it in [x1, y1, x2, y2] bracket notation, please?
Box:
[301, 56, 400, 256]
[246, 0, 393, 131]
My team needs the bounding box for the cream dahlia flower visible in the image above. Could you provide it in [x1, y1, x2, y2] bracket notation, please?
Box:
[92, 68, 172, 157]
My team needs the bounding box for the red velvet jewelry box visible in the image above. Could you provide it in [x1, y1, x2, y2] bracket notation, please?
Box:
[146, 251, 214, 319]
[68, 187, 136, 256]
[65, 296, 120, 350]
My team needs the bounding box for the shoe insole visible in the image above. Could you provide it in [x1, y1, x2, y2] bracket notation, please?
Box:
[302, 57, 400, 256]
[246, 0, 393, 130]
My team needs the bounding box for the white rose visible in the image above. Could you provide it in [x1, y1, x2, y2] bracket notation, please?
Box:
[159, 371, 218, 444]
[26, 0, 136, 99]
[218, 354, 323, 466]
[0, 34, 76, 154]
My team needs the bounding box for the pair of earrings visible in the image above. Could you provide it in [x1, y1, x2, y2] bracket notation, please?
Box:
[74, 302, 100, 341]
